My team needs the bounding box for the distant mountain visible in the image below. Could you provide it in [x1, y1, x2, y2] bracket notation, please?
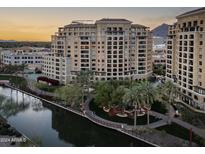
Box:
[152, 23, 169, 38]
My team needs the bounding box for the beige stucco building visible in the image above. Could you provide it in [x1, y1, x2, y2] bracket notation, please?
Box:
[43, 19, 153, 84]
[166, 8, 205, 110]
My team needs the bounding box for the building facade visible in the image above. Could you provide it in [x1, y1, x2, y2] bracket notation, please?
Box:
[152, 44, 166, 66]
[43, 19, 153, 84]
[166, 8, 205, 110]
[1, 47, 50, 70]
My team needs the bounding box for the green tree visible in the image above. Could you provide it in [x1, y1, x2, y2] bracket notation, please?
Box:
[95, 81, 126, 110]
[55, 85, 82, 107]
[159, 80, 178, 122]
[139, 81, 156, 125]
[123, 84, 144, 129]
[111, 85, 126, 108]
[94, 81, 114, 108]
[76, 70, 94, 104]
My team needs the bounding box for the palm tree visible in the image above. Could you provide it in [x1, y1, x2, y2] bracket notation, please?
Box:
[76, 70, 94, 104]
[111, 85, 126, 109]
[159, 80, 178, 122]
[123, 84, 143, 129]
[139, 81, 156, 125]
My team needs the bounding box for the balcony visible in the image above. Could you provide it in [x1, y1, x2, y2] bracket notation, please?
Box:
[193, 86, 205, 95]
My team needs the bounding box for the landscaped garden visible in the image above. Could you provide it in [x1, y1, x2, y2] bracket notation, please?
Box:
[46, 71, 176, 128]
[157, 122, 205, 146]
[89, 99, 161, 125]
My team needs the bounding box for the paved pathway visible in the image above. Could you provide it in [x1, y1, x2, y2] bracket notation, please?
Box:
[83, 97, 198, 146]
[150, 109, 205, 139]
[24, 78, 205, 140]
[148, 120, 168, 129]
[9, 77, 204, 146]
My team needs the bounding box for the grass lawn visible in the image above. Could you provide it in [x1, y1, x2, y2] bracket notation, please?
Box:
[0, 75, 27, 88]
[157, 122, 205, 146]
[89, 100, 161, 125]
[175, 103, 205, 129]
[151, 101, 168, 114]
[34, 82, 60, 93]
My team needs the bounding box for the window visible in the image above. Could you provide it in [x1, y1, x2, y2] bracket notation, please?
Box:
[189, 34, 194, 39]
[183, 22, 186, 27]
[199, 61, 202, 66]
[193, 20, 198, 26]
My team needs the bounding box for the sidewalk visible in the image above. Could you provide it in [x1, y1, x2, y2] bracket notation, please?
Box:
[151, 110, 205, 139]
[20, 77, 204, 146]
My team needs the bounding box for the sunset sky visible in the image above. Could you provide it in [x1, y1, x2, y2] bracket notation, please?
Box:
[0, 7, 198, 41]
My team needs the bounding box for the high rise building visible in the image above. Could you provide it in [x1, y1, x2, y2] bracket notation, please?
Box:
[43, 19, 152, 84]
[166, 8, 205, 110]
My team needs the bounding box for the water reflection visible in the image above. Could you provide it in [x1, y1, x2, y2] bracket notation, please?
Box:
[0, 86, 149, 147]
[0, 93, 29, 118]
[46, 102, 150, 147]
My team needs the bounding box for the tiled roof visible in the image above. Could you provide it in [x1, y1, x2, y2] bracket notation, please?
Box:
[177, 7, 205, 18]
[64, 23, 96, 28]
[131, 24, 148, 28]
[95, 18, 132, 24]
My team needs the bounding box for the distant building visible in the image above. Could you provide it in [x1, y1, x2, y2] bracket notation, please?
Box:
[1, 47, 50, 70]
[43, 18, 153, 84]
[152, 36, 166, 66]
[166, 8, 205, 110]
[153, 36, 166, 45]
[152, 44, 166, 66]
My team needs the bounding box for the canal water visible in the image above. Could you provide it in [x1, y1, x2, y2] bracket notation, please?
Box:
[0, 86, 150, 147]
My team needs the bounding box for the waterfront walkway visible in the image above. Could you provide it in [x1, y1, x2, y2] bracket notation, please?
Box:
[150, 108, 205, 139]
[25, 77, 205, 139]
[24, 79, 205, 146]
[3, 80, 202, 147]
[83, 98, 198, 147]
